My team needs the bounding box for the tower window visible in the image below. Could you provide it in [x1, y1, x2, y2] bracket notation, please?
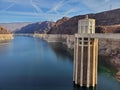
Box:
[85, 26, 88, 33]
[90, 29, 92, 33]
[80, 26, 83, 33]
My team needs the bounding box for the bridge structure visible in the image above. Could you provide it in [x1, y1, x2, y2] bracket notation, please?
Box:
[14, 33, 120, 40]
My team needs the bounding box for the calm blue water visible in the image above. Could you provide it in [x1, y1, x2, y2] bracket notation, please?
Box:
[0, 36, 119, 90]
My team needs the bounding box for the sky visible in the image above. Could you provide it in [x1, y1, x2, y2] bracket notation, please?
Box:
[0, 0, 120, 23]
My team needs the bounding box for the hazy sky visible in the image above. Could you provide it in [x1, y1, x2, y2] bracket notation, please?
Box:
[0, 0, 120, 23]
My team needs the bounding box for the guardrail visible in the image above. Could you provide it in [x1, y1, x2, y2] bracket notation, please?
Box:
[75, 33, 120, 40]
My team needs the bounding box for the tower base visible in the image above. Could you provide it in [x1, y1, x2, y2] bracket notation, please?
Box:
[73, 36, 98, 88]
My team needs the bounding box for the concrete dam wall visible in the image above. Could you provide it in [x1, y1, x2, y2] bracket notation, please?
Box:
[34, 34, 75, 49]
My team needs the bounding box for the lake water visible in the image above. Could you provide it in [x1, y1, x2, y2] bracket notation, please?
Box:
[0, 36, 119, 90]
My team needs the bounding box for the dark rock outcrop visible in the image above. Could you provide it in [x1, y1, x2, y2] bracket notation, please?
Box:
[96, 25, 120, 33]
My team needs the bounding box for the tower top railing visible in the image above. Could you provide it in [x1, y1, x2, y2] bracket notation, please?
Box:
[75, 33, 120, 40]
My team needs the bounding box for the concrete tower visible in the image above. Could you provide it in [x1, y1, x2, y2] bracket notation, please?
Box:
[78, 15, 95, 34]
[73, 15, 98, 87]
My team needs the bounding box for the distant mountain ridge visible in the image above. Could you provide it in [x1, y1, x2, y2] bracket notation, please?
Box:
[0, 22, 32, 32]
[15, 21, 55, 34]
[48, 8, 120, 34]
[1, 8, 120, 34]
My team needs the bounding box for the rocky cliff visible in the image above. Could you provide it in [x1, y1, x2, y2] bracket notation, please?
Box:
[0, 26, 11, 34]
[0, 26, 13, 41]
[48, 8, 120, 34]
[99, 39, 120, 79]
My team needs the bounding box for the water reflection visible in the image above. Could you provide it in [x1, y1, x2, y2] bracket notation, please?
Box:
[49, 42, 73, 62]
[74, 87, 96, 90]
[0, 41, 13, 59]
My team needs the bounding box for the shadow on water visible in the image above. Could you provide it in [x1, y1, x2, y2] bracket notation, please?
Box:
[74, 86, 96, 90]
[0, 40, 13, 56]
[48, 42, 73, 63]
[98, 56, 116, 76]
[48, 42, 117, 76]
[49, 43, 117, 74]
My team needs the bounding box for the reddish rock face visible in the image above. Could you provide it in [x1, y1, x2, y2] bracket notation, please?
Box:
[96, 25, 120, 33]
[48, 8, 120, 34]
[54, 17, 69, 27]
[116, 71, 120, 81]
[48, 17, 70, 34]
[0, 26, 11, 34]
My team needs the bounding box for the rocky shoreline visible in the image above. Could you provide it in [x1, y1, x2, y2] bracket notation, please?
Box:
[0, 34, 14, 42]
[0, 25, 14, 42]
[99, 39, 120, 80]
